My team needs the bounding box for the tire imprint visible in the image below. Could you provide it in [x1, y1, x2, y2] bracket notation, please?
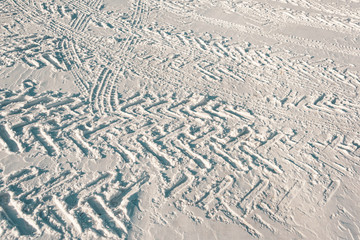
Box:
[0, 84, 358, 238]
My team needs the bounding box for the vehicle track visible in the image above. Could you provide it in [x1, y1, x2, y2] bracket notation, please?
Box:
[0, 85, 358, 238]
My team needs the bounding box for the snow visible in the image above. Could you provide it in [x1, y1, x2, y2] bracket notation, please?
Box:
[0, 0, 359, 239]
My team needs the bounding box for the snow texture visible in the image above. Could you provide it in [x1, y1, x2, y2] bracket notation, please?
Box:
[0, 0, 359, 239]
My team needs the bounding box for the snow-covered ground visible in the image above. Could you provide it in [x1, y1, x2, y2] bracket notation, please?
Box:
[0, 0, 359, 239]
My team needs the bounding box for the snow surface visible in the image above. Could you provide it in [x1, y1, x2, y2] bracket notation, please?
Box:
[0, 0, 359, 239]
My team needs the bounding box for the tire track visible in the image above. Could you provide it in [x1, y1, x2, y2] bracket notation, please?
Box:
[0, 85, 358, 238]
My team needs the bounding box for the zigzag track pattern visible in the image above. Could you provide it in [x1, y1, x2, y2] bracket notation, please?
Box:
[0, 85, 358, 238]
